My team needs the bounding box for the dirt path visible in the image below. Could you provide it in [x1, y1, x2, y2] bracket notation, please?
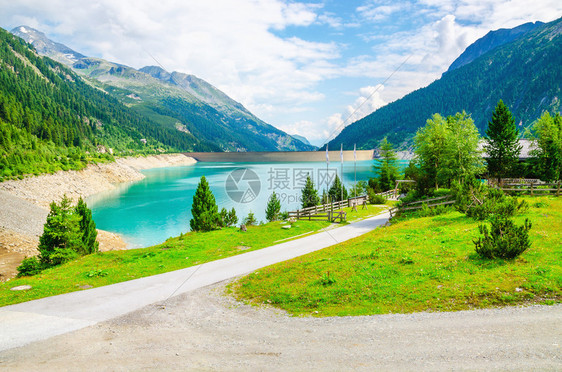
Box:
[1, 281, 559, 371]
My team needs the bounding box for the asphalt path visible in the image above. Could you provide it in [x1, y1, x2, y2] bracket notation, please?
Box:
[0, 212, 390, 351]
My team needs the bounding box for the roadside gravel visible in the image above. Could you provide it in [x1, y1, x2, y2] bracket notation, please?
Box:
[1, 280, 559, 371]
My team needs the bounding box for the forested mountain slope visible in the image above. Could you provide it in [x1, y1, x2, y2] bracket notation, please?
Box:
[0, 27, 213, 180]
[12, 26, 314, 152]
[328, 17, 561, 150]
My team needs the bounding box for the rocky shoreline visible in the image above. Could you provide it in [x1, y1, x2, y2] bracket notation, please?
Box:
[0, 154, 197, 208]
[0, 154, 196, 281]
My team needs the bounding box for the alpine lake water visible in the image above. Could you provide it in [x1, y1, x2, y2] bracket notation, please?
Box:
[88, 160, 409, 248]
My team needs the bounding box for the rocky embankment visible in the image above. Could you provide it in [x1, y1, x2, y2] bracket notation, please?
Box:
[0, 154, 196, 281]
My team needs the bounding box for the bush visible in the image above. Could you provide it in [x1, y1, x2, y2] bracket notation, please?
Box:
[367, 189, 386, 204]
[17, 256, 43, 277]
[453, 180, 527, 220]
[473, 216, 532, 259]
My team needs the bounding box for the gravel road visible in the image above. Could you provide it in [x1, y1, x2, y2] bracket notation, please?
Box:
[1, 281, 559, 371]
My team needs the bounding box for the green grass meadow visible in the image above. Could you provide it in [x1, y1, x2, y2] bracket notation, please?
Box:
[231, 196, 561, 316]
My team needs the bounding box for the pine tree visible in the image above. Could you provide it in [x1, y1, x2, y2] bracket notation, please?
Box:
[328, 174, 348, 202]
[301, 175, 320, 208]
[227, 207, 238, 227]
[190, 176, 220, 231]
[374, 137, 399, 191]
[485, 100, 522, 182]
[39, 195, 82, 266]
[265, 192, 281, 222]
[75, 197, 99, 254]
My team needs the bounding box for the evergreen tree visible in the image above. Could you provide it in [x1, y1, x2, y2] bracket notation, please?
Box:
[373, 137, 399, 191]
[244, 211, 257, 226]
[301, 175, 320, 208]
[485, 100, 522, 182]
[265, 192, 281, 222]
[227, 207, 238, 227]
[328, 174, 348, 202]
[75, 197, 99, 254]
[190, 176, 220, 232]
[219, 207, 239, 227]
[39, 195, 82, 267]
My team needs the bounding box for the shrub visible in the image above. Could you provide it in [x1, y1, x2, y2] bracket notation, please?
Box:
[473, 216, 532, 259]
[17, 256, 43, 277]
[318, 272, 337, 286]
[454, 180, 527, 220]
[367, 189, 386, 204]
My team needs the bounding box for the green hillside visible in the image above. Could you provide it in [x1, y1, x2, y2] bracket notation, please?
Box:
[329, 17, 562, 150]
[0, 27, 212, 180]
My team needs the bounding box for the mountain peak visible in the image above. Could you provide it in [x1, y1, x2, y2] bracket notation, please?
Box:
[139, 65, 172, 82]
[11, 25, 85, 65]
[447, 21, 544, 72]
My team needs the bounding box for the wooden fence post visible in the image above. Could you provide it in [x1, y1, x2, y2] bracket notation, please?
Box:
[557, 181, 560, 197]
[530, 182, 534, 196]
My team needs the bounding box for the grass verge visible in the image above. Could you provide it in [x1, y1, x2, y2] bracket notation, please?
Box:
[0, 205, 386, 307]
[230, 196, 561, 316]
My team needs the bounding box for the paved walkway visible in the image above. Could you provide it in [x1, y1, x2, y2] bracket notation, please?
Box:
[0, 212, 390, 351]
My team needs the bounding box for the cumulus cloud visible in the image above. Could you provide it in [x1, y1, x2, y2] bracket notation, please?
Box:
[0, 0, 339, 118]
[1, 0, 560, 146]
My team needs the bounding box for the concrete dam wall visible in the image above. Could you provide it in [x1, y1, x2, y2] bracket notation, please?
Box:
[185, 150, 374, 162]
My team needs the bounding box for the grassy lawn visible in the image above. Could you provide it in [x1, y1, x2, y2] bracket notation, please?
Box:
[0, 205, 387, 307]
[230, 196, 561, 316]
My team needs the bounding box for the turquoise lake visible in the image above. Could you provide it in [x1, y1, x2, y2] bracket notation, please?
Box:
[88, 160, 408, 248]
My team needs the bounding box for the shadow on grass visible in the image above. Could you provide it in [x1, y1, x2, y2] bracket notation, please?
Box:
[466, 252, 509, 269]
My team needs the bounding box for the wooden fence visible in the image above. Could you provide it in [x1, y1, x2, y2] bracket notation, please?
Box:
[376, 190, 395, 199]
[388, 195, 455, 218]
[496, 182, 561, 196]
[288, 195, 368, 223]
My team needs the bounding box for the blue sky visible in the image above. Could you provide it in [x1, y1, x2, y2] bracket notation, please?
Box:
[1, 0, 561, 145]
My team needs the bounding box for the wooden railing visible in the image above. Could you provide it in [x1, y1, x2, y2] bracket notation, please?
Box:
[388, 195, 455, 218]
[288, 195, 367, 223]
[496, 182, 561, 196]
[376, 190, 395, 199]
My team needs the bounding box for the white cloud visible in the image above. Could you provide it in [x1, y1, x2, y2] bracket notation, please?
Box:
[0, 0, 339, 119]
[282, 85, 387, 145]
[0, 0, 560, 145]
